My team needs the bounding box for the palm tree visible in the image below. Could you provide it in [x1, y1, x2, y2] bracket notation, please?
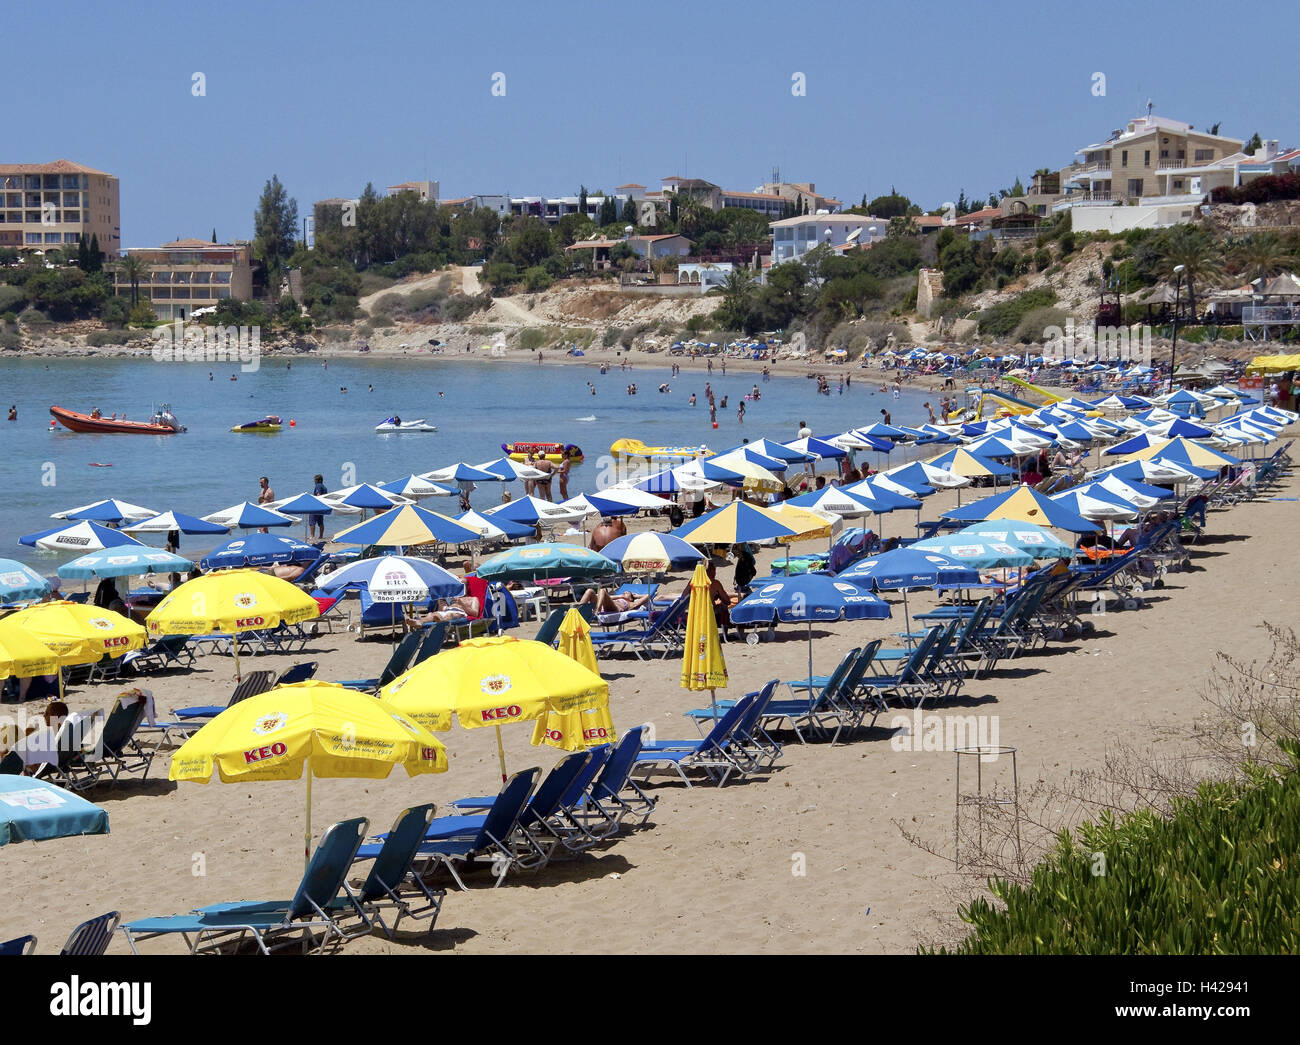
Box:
[1156, 225, 1223, 318]
[116, 254, 149, 307]
[1230, 233, 1294, 284]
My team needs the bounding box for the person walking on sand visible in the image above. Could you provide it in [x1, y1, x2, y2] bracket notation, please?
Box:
[257, 475, 275, 533]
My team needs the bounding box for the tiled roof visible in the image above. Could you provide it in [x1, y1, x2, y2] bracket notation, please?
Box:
[0, 159, 112, 175]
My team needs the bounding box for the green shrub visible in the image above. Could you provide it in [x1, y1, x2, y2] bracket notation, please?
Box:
[976, 287, 1057, 336]
[519, 326, 556, 350]
[0, 284, 25, 315]
[603, 326, 623, 347]
[87, 328, 135, 347]
[522, 266, 553, 293]
[936, 745, 1300, 954]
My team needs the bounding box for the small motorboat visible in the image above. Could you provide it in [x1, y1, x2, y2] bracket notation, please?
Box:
[50, 405, 185, 434]
[231, 415, 283, 433]
[375, 417, 437, 432]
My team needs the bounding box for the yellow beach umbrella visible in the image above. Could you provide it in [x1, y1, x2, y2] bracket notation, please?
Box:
[1121, 436, 1240, 469]
[381, 635, 615, 781]
[4, 601, 146, 697]
[680, 563, 727, 714]
[0, 620, 64, 680]
[146, 569, 319, 680]
[170, 680, 447, 867]
[556, 608, 599, 676]
[767, 503, 842, 544]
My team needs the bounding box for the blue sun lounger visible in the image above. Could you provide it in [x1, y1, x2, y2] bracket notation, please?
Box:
[119, 817, 369, 955]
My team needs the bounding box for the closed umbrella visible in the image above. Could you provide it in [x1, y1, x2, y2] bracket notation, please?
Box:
[680, 563, 727, 715]
[556, 608, 599, 675]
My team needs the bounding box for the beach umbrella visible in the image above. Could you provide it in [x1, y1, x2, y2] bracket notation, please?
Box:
[327, 483, 409, 513]
[767, 503, 843, 546]
[671, 501, 799, 545]
[52, 499, 157, 524]
[0, 620, 63, 680]
[788, 485, 891, 520]
[680, 563, 728, 715]
[0, 775, 109, 846]
[474, 543, 618, 581]
[731, 575, 890, 691]
[316, 554, 462, 602]
[1086, 475, 1174, 509]
[330, 504, 481, 548]
[146, 569, 319, 680]
[1098, 459, 1209, 484]
[827, 430, 895, 452]
[964, 434, 1031, 458]
[559, 494, 632, 519]
[21, 521, 146, 553]
[474, 458, 548, 482]
[486, 495, 588, 528]
[836, 548, 980, 633]
[453, 510, 534, 541]
[1050, 487, 1139, 522]
[422, 462, 499, 484]
[721, 438, 813, 465]
[199, 534, 320, 571]
[598, 532, 705, 573]
[5, 601, 146, 697]
[1124, 437, 1240, 470]
[784, 436, 848, 460]
[586, 488, 674, 512]
[556, 608, 599, 675]
[377, 475, 455, 499]
[912, 532, 1035, 570]
[1147, 418, 1215, 439]
[58, 547, 194, 580]
[884, 460, 970, 494]
[925, 448, 1017, 480]
[381, 636, 615, 781]
[952, 520, 1074, 560]
[699, 455, 785, 493]
[843, 477, 925, 512]
[273, 493, 335, 538]
[941, 486, 1100, 533]
[203, 502, 295, 530]
[123, 511, 230, 537]
[0, 558, 51, 603]
[169, 680, 447, 867]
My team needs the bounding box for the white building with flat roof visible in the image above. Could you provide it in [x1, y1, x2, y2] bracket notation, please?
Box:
[769, 214, 887, 263]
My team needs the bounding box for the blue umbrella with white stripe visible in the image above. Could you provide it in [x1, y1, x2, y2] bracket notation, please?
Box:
[20, 522, 146, 553]
[52, 499, 157, 524]
[199, 534, 320, 570]
[202, 502, 295, 530]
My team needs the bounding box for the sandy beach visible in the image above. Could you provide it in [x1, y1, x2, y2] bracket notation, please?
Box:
[3, 435, 1294, 955]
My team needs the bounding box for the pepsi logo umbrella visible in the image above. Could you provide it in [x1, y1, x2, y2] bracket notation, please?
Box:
[732, 574, 890, 687]
[199, 534, 321, 571]
[836, 547, 981, 633]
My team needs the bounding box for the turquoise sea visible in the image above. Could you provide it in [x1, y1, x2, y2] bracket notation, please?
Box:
[0, 354, 934, 569]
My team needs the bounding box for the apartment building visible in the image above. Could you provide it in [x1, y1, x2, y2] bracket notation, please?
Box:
[1057, 112, 1243, 208]
[114, 239, 254, 321]
[769, 214, 887, 263]
[0, 159, 120, 254]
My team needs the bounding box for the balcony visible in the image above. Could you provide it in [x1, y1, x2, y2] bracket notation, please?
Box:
[1157, 159, 1190, 170]
[1053, 192, 1117, 211]
[1244, 305, 1300, 324]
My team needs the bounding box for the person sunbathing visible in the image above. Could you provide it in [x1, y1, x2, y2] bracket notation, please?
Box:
[578, 588, 652, 614]
[412, 595, 481, 622]
[268, 562, 308, 581]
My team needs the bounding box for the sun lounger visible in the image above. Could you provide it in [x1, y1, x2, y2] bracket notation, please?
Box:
[590, 591, 689, 660]
[338, 631, 422, 692]
[0, 934, 36, 955]
[532, 607, 568, 648]
[120, 817, 369, 954]
[341, 803, 445, 940]
[171, 669, 277, 721]
[633, 694, 757, 787]
[358, 768, 540, 891]
[61, 912, 120, 956]
[121, 634, 195, 675]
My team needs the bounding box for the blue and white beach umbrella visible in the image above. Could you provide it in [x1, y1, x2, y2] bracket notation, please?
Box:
[316, 554, 463, 603]
[0, 559, 51, 603]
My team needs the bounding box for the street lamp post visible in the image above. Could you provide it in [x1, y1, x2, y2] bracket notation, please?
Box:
[1167, 264, 1186, 393]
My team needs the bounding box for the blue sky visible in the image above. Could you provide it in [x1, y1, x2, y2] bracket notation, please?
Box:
[8, 0, 1297, 248]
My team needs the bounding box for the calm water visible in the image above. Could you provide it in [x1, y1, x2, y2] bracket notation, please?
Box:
[0, 355, 933, 569]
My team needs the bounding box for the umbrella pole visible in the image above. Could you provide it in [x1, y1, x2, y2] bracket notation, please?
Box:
[305, 771, 312, 872]
[233, 641, 242, 683]
[807, 620, 813, 691]
[496, 723, 507, 783]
